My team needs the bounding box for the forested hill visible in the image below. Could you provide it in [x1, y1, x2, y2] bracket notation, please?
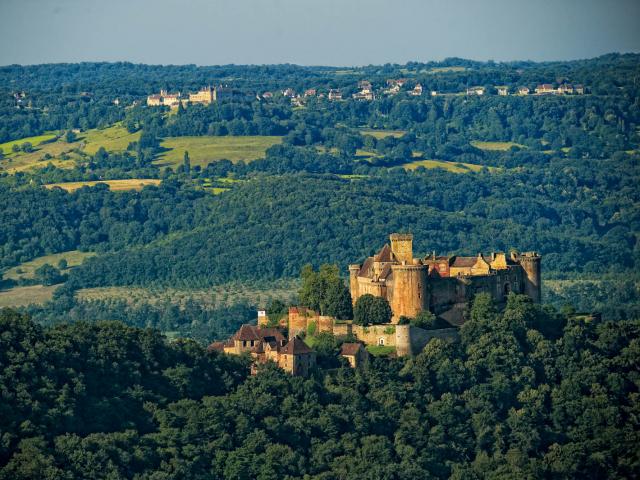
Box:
[1, 296, 638, 478]
[0, 54, 638, 334]
[65, 161, 637, 289]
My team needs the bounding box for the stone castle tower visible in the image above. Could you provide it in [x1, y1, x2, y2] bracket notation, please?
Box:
[350, 233, 542, 324]
[513, 251, 542, 303]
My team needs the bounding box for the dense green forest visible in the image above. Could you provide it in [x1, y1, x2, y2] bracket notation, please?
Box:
[2, 294, 638, 478]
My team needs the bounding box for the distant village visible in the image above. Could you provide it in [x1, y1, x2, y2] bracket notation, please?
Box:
[146, 79, 587, 108]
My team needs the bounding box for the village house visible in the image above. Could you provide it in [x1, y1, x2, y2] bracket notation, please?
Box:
[282, 88, 296, 98]
[517, 86, 530, 95]
[209, 324, 316, 377]
[146, 94, 162, 106]
[410, 83, 423, 96]
[535, 84, 555, 95]
[146, 89, 181, 107]
[304, 88, 317, 97]
[340, 343, 369, 368]
[497, 86, 509, 96]
[353, 81, 375, 101]
[466, 86, 485, 96]
[328, 89, 343, 101]
[574, 84, 585, 94]
[557, 84, 574, 95]
[188, 85, 234, 104]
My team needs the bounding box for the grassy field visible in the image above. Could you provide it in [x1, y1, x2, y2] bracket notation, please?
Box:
[426, 66, 467, 73]
[0, 133, 58, 156]
[0, 285, 58, 307]
[403, 159, 496, 173]
[3, 250, 96, 281]
[156, 136, 282, 169]
[471, 141, 526, 151]
[0, 124, 140, 173]
[360, 129, 406, 139]
[44, 179, 161, 192]
[366, 345, 396, 357]
[79, 123, 141, 155]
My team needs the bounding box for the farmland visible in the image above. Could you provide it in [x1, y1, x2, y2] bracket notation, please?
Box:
[0, 285, 58, 307]
[402, 158, 496, 173]
[79, 123, 141, 155]
[76, 279, 299, 310]
[360, 129, 406, 139]
[0, 123, 140, 173]
[0, 133, 58, 156]
[2, 250, 96, 282]
[156, 135, 282, 168]
[44, 179, 161, 192]
[471, 140, 526, 151]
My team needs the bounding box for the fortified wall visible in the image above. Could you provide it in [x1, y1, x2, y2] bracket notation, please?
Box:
[285, 307, 458, 357]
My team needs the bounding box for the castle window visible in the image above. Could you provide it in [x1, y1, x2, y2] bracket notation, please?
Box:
[504, 283, 511, 296]
[378, 338, 385, 346]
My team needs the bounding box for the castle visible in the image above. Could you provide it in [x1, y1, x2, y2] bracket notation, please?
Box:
[349, 233, 541, 325]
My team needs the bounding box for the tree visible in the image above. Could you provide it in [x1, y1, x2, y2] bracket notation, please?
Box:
[34, 263, 64, 286]
[324, 280, 353, 320]
[65, 130, 77, 143]
[298, 264, 351, 317]
[57, 258, 68, 270]
[353, 294, 392, 325]
[183, 150, 191, 175]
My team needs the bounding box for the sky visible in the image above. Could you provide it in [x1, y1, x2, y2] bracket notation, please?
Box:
[1, 0, 639, 66]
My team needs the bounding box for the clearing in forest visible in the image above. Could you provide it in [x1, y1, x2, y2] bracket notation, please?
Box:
[403, 159, 496, 173]
[0, 123, 140, 173]
[360, 129, 406, 139]
[471, 140, 525, 151]
[0, 133, 58, 156]
[2, 250, 96, 282]
[0, 285, 58, 307]
[155, 135, 282, 168]
[43, 179, 161, 192]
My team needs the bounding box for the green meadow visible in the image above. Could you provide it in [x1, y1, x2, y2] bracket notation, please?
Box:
[471, 140, 525, 151]
[156, 135, 282, 169]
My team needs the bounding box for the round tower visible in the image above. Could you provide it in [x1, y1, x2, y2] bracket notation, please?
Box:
[390, 263, 428, 322]
[349, 264, 361, 305]
[519, 252, 541, 303]
[395, 324, 411, 357]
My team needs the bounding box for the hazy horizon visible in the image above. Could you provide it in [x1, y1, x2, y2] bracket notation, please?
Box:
[1, 0, 639, 67]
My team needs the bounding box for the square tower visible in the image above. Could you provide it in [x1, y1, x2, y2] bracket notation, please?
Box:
[390, 233, 413, 264]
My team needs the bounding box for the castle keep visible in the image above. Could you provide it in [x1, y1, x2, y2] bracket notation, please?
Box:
[349, 233, 541, 325]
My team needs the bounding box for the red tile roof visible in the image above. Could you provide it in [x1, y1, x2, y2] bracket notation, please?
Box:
[376, 244, 392, 262]
[340, 343, 364, 356]
[450, 256, 477, 268]
[281, 336, 313, 355]
[207, 341, 225, 352]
